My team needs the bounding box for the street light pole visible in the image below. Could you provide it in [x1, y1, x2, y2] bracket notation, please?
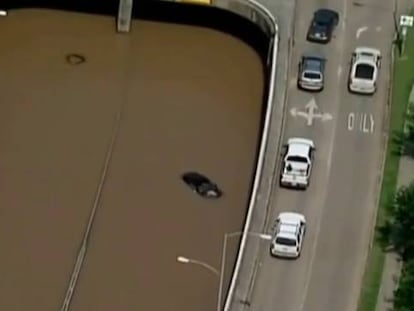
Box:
[216, 231, 272, 311]
[176, 231, 272, 311]
[177, 256, 220, 275]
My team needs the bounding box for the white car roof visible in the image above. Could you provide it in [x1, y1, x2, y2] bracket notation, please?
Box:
[287, 144, 310, 158]
[274, 213, 306, 241]
[354, 47, 381, 64]
[286, 138, 314, 157]
[354, 46, 381, 57]
[278, 212, 306, 224]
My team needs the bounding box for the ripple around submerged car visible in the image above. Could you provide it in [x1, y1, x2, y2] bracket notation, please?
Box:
[181, 172, 222, 198]
[307, 8, 339, 44]
[270, 212, 306, 259]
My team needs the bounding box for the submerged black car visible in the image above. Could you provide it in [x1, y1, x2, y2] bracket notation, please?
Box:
[307, 9, 339, 43]
[181, 172, 222, 198]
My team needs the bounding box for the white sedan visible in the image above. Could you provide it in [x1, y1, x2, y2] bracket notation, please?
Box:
[348, 47, 381, 95]
[270, 212, 306, 259]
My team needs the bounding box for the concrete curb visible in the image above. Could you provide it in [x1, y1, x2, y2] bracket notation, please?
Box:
[230, 0, 297, 308]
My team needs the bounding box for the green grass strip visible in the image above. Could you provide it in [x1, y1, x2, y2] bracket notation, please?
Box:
[357, 24, 414, 311]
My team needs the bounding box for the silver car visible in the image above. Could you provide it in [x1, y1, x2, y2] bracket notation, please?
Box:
[297, 55, 326, 91]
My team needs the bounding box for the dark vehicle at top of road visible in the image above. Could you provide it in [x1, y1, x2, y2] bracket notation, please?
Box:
[181, 172, 223, 198]
[307, 9, 339, 44]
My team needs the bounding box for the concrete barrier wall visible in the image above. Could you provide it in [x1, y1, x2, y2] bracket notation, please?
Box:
[202, 2, 278, 309]
[0, 0, 279, 309]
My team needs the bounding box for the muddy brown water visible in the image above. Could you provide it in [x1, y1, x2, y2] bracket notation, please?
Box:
[0, 9, 264, 311]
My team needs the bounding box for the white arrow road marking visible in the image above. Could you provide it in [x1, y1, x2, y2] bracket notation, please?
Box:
[305, 97, 318, 111]
[321, 113, 333, 121]
[356, 26, 368, 38]
[304, 98, 319, 126]
[290, 98, 333, 126]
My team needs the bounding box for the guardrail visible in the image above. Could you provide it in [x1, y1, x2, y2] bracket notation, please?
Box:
[214, 1, 278, 309]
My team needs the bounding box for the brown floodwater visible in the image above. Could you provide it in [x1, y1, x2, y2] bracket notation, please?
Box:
[0, 9, 264, 311]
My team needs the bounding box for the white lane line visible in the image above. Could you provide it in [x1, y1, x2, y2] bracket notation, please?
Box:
[370, 113, 375, 133]
[297, 0, 348, 310]
[341, 1, 348, 30]
[337, 65, 343, 78]
[356, 26, 368, 38]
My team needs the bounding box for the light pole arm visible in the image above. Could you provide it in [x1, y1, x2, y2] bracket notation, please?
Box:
[215, 231, 271, 311]
[188, 259, 220, 276]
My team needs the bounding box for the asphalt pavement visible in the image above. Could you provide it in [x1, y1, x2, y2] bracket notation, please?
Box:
[247, 0, 396, 310]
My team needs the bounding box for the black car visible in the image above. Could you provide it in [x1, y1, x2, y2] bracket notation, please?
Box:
[181, 172, 223, 198]
[307, 9, 339, 44]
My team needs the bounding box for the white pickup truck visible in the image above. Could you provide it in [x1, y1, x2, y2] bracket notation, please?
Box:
[279, 137, 315, 189]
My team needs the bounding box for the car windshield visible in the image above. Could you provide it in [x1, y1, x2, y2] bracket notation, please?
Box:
[286, 155, 308, 163]
[360, 52, 374, 57]
[303, 72, 321, 80]
[313, 20, 328, 29]
[355, 64, 374, 79]
[275, 237, 297, 247]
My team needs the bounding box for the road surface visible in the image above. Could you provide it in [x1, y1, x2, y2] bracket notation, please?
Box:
[248, 0, 395, 310]
[0, 9, 264, 311]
